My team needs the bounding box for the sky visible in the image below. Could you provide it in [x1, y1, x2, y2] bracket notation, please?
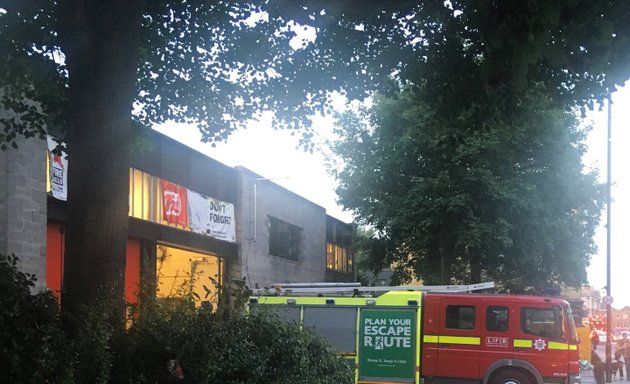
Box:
[154, 83, 630, 308]
[582, 83, 630, 309]
[154, 112, 350, 221]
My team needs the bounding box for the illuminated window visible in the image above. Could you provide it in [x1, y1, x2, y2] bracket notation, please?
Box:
[326, 242, 353, 273]
[326, 243, 334, 270]
[128, 168, 189, 230]
[46, 152, 51, 193]
[129, 168, 159, 221]
[156, 245, 222, 308]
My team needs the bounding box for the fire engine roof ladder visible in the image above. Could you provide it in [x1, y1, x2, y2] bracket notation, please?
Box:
[251, 281, 495, 296]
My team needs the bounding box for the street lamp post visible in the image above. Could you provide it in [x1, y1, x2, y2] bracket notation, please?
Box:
[605, 95, 613, 383]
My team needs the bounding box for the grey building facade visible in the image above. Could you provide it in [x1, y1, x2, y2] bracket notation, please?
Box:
[1, 127, 355, 303]
[0, 133, 48, 291]
[236, 167, 329, 289]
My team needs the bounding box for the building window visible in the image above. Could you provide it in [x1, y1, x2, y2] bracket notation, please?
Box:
[446, 305, 476, 330]
[156, 245, 222, 308]
[129, 168, 159, 221]
[269, 217, 302, 261]
[128, 168, 189, 230]
[326, 243, 353, 273]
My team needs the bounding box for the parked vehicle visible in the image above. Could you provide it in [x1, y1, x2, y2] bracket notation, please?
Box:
[612, 327, 623, 340]
[597, 329, 607, 343]
[612, 327, 629, 341]
[249, 283, 581, 384]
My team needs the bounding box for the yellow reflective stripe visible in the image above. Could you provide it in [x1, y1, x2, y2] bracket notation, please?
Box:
[422, 335, 480, 345]
[548, 341, 577, 350]
[424, 336, 576, 350]
[424, 335, 439, 343]
[514, 339, 533, 348]
[440, 336, 480, 345]
[416, 311, 421, 384]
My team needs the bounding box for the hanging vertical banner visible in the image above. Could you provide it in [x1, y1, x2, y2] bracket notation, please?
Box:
[46, 135, 68, 201]
[159, 179, 188, 227]
[187, 190, 236, 243]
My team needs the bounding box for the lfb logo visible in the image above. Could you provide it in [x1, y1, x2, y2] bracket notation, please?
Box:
[486, 337, 508, 347]
[164, 190, 182, 217]
[534, 338, 547, 351]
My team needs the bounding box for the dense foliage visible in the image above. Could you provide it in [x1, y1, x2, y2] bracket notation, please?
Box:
[0, 255, 352, 384]
[113, 301, 353, 384]
[330, 88, 605, 292]
[0, 254, 70, 382]
[1, 0, 630, 313]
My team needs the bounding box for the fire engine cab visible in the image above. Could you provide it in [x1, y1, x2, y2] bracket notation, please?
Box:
[249, 282, 580, 384]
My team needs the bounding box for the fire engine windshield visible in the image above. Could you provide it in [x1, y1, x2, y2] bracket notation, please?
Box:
[564, 304, 579, 343]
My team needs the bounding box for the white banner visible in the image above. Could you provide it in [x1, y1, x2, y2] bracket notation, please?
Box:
[187, 190, 236, 243]
[46, 135, 68, 201]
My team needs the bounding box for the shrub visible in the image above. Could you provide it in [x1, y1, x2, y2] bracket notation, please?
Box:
[177, 311, 353, 383]
[0, 254, 71, 383]
[1, 256, 353, 383]
[112, 290, 353, 384]
[66, 298, 120, 384]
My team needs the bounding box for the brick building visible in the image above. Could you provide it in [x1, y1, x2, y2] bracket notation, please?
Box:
[612, 307, 630, 329]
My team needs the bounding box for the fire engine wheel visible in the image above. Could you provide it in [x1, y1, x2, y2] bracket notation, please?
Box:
[490, 369, 533, 384]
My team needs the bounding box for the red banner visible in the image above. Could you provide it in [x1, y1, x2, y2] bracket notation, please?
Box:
[160, 179, 188, 227]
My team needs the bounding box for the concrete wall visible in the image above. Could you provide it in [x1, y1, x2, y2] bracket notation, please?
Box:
[0, 134, 48, 290]
[235, 167, 327, 289]
[0, 123, 348, 295]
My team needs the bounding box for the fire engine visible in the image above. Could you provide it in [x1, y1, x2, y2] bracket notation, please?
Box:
[588, 315, 606, 331]
[249, 282, 580, 384]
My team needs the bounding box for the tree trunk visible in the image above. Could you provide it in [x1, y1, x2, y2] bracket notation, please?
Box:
[439, 227, 453, 284]
[469, 249, 482, 283]
[58, 0, 144, 320]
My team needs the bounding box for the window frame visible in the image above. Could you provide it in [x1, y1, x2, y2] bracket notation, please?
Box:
[486, 306, 509, 332]
[268, 216, 302, 261]
[326, 242, 353, 273]
[520, 306, 565, 340]
[445, 305, 476, 330]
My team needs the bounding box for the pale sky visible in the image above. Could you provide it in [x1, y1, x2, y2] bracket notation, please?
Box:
[154, 83, 630, 308]
[583, 82, 630, 309]
[154, 112, 350, 221]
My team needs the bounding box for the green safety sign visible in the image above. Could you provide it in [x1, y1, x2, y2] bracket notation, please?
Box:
[359, 309, 417, 382]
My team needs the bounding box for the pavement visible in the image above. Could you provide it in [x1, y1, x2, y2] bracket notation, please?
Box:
[583, 348, 626, 384]
[580, 365, 630, 384]
[581, 366, 597, 384]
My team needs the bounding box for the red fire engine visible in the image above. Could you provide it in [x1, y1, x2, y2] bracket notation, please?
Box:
[589, 315, 606, 331]
[250, 282, 581, 384]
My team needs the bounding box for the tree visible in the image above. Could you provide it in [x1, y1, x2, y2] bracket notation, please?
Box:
[0, 0, 415, 318]
[329, 87, 604, 292]
[0, 0, 629, 315]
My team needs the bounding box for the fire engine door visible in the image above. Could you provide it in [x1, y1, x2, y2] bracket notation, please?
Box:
[513, 303, 572, 379]
[435, 297, 481, 379]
